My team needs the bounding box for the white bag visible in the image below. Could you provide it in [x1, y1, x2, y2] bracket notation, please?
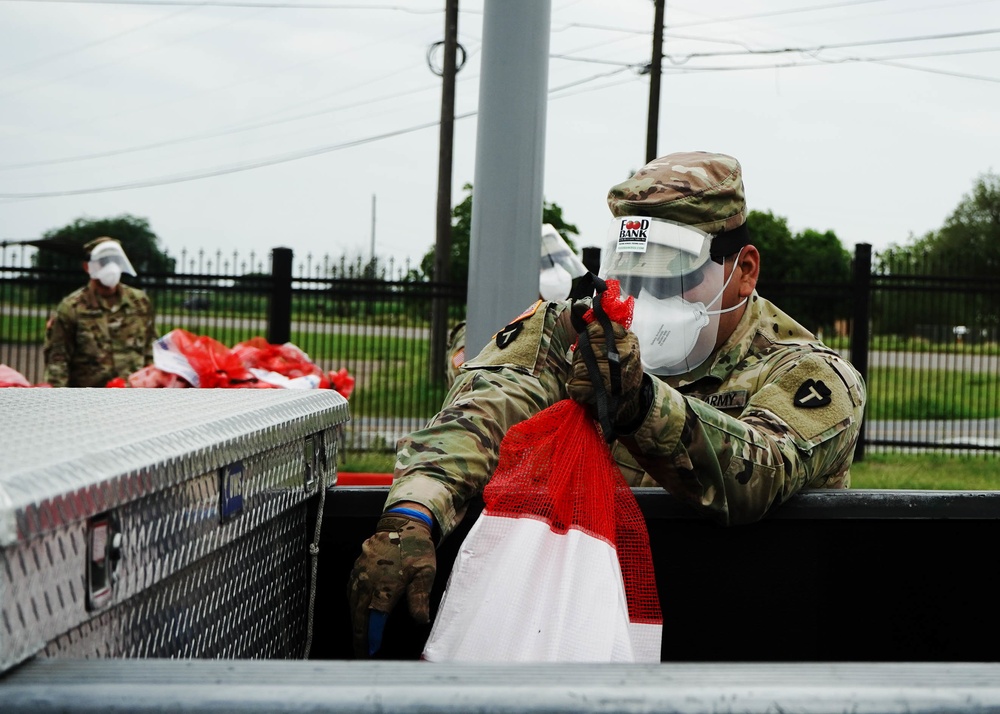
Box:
[422, 400, 662, 662]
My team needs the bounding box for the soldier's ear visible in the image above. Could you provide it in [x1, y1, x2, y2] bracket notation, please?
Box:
[736, 245, 759, 297]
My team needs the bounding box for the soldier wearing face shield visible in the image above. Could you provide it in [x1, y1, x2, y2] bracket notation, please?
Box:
[444, 224, 592, 386]
[347, 151, 867, 658]
[43, 237, 157, 387]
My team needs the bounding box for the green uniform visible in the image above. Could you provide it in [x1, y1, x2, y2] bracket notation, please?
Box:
[445, 321, 467, 387]
[44, 283, 157, 387]
[388, 291, 865, 536]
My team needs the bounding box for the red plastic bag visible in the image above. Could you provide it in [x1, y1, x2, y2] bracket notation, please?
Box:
[142, 330, 353, 393]
[232, 337, 320, 380]
[326, 367, 355, 400]
[169, 329, 254, 388]
[152, 329, 254, 388]
[0, 364, 32, 388]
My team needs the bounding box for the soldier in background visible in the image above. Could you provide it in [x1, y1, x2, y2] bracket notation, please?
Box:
[445, 224, 592, 386]
[348, 151, 867, 657]
[43, 237, 157, 387]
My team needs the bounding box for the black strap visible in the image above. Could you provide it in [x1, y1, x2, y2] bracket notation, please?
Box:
[571, 277, 623, 444]
[709, 223, 751, 261]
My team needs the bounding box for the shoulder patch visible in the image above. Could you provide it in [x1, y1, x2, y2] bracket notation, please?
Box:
[489, 300, 543, 349]
[749, 356, 857, 446]
[463, 300, 551, 373]
[495, 321, 524, 349]
[793, 379, 832, 408]
[509, 300, 543, 326]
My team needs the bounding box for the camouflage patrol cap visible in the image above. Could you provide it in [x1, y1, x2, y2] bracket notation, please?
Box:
[607, 151, 746, 235]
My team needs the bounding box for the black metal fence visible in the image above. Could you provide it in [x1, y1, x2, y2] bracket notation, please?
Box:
[2, 241, 997, 457]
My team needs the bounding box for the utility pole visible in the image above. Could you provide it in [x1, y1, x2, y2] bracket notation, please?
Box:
[645, 0, 665, 163]
[430, 0, 459, 385]
[370, 194, 376, 267]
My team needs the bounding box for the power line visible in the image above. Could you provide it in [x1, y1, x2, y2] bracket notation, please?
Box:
[0, 6, 274, 102]
[0, 6, 197, 79]
[0, 65, 642, 199]
[661, 50, 1000, 83]
[3, 4, 996, 197]
[665, 0, 894, 29]
[666, 26, 1000, 63]
[5, 4, 989, 168]
[549, 66, 632, 93]
[3, 30, 998, 200]
[0, 77, 450, 170]
[0, 0, 446, 9]
[1, 5, 444, 142]
[551, 26, 1000, 68]
[550, 0, 894, 34]
[0, 116, 462, 199]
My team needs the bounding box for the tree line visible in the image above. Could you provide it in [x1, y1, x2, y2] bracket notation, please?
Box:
[22, 171, 999, 340]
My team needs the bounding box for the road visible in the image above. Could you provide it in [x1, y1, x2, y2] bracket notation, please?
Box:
[4, 311, 997, 452]
[2, 306, 432, 340]
[6, 306, 1000, 370]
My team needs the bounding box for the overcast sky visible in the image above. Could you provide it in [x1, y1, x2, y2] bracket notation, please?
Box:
[1, 0, 997, 274]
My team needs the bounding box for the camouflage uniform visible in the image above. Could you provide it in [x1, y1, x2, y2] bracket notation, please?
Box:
[387, 151, 866, 535]
[389, 292, 865, 533]
[44, 282, 157, 387]
[445, 321, 467, 387]
[444, 228, 590, 388]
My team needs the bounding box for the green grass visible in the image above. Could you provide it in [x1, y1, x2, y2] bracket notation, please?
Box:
[339, 450, 1000, 491]
[850, 453, 999, 490]
[0, 314, 46, 342]
[339, 450, 396, 473]
[866, 367, 999, 420]
[4, 309, 997, 422]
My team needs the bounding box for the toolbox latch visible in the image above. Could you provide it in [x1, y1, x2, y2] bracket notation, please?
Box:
[304, 432, 325, 491]
[219, 461, 245, 523]
[86, 512, 122, 611]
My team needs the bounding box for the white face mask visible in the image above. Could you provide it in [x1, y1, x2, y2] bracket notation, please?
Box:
[90, 262, 123, 288]
[539, 264, 573, 301]
[631, 259, 747, 375]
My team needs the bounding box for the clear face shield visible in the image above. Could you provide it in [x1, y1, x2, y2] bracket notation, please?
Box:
[87, 242, 136, 289]
[539, 224, 589, 302]
[599, 216, 745, 376]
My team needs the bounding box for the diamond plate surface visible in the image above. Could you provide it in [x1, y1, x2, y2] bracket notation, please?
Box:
[0, 390, 346, 672]
[40, 507, 309, 660]
[0, 389, 349, 545]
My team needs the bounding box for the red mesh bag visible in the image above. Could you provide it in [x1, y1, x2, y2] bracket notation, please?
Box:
[423, 280, 661, 662]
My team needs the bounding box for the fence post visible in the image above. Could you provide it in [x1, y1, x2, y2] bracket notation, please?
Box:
[850, 243, 872, 462]
[268, 247, 293, 345]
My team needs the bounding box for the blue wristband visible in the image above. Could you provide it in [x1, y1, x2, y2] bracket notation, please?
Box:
[384, 507, 433, 529]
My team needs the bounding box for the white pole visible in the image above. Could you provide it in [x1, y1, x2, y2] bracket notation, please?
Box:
[466, 0, 552, 356]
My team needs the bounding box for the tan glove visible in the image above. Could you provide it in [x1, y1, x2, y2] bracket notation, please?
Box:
[566, 319, 648, 432]
[346, 510, 436, 658]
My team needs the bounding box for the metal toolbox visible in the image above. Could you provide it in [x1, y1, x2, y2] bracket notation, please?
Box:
[0, 388, 349, 673]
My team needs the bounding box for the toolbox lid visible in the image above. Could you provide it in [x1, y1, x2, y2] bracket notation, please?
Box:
[0, 389, 349, 546]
